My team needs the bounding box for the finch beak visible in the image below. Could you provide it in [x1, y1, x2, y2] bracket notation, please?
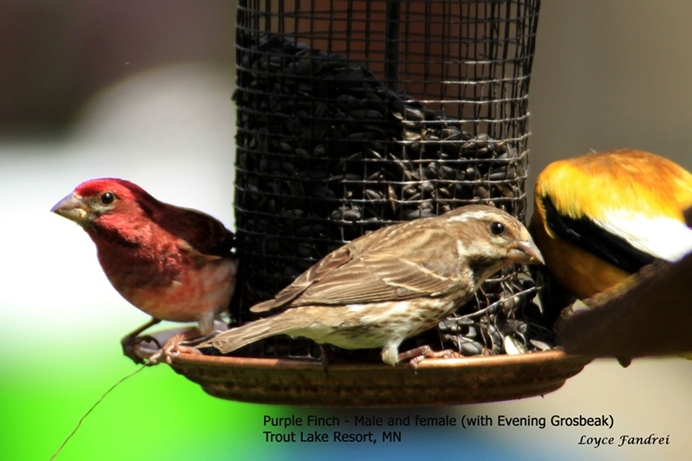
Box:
[507, 240, 545, 265]
[51, 193, 88, 224]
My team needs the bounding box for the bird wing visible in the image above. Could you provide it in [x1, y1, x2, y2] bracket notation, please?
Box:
[537, 150, 692, 272]
[251, 241, 357, 312]
[541, 193, 692, 272]
[296, 250, 460, 305]
[251, 222, 462, 312]
[594, 210, 692, 263]
[153, 204, 235, 258]
[541, 195, 656, 273]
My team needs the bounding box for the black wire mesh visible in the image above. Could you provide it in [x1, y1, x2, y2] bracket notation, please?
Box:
[230, 0, 546, 360]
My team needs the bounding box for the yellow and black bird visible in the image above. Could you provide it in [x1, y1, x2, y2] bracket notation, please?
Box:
[532, 149, 692, 314]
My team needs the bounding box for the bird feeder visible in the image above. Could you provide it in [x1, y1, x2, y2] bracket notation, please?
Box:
[163, 0, 594, 406]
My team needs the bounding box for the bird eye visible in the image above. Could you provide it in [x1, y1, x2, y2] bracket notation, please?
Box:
[490, 221, 505, 235]
[100, 192, 115, 205]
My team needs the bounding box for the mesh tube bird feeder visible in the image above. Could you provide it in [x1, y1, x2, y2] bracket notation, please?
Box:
[161, 0, 592, 407]
[231, 0, 547, 360]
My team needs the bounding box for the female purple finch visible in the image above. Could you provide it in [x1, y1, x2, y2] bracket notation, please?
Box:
[199, 205, 543, 366]
[51, 178, 238, 365]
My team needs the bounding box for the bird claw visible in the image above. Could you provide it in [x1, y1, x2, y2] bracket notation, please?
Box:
[121, 335, 162, 365]
[148, 343, 202, 366]
[120, 318, 163, 365]
[398, 346, 460, 368]
[147, 334, 204, 366]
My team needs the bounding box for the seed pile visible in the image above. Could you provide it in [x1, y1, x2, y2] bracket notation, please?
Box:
[231, 35, 550, 359]
[436, 269, 553, 356]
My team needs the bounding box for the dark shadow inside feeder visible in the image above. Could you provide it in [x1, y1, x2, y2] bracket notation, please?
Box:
[224, 26, 548, 362]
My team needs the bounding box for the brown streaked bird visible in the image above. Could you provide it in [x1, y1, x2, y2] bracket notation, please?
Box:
[198, 205, 543, 366]
[532, 149, 692, 309]
[51, 178, 238, 365]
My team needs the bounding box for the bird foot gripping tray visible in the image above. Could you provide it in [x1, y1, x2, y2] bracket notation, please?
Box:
[161, 0, 596, 406]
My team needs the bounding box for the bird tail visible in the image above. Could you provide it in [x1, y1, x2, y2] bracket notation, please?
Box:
[197, 313, 313, 354]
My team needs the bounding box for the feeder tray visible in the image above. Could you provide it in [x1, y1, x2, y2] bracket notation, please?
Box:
[134, 333, 590, 407]
[170, 352, 590, 407]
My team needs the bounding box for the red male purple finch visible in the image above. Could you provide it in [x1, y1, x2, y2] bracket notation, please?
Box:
[52, 178, 237, 365]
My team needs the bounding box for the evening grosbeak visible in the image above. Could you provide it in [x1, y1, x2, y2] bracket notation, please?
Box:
[51, 178, 238, 365]
[532, 149, 692, 312]
[198, 205, 544, 366]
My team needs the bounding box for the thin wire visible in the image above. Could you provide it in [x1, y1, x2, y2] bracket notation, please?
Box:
[50, 365, 148, 460]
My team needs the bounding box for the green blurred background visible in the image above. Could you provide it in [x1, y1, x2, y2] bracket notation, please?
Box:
[1, 1, 691, 460]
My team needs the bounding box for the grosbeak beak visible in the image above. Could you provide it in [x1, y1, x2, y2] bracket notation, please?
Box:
[532, 149, 692, 312]
[198, 205, 543, 366]
[51, 178, 238, 365]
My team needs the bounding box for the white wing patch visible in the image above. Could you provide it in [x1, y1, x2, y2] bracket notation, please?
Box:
[596, 211, 692, 262]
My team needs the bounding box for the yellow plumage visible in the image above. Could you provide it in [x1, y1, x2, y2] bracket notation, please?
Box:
[532, 149, 692, 303]
[536, 149, 692, 229]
